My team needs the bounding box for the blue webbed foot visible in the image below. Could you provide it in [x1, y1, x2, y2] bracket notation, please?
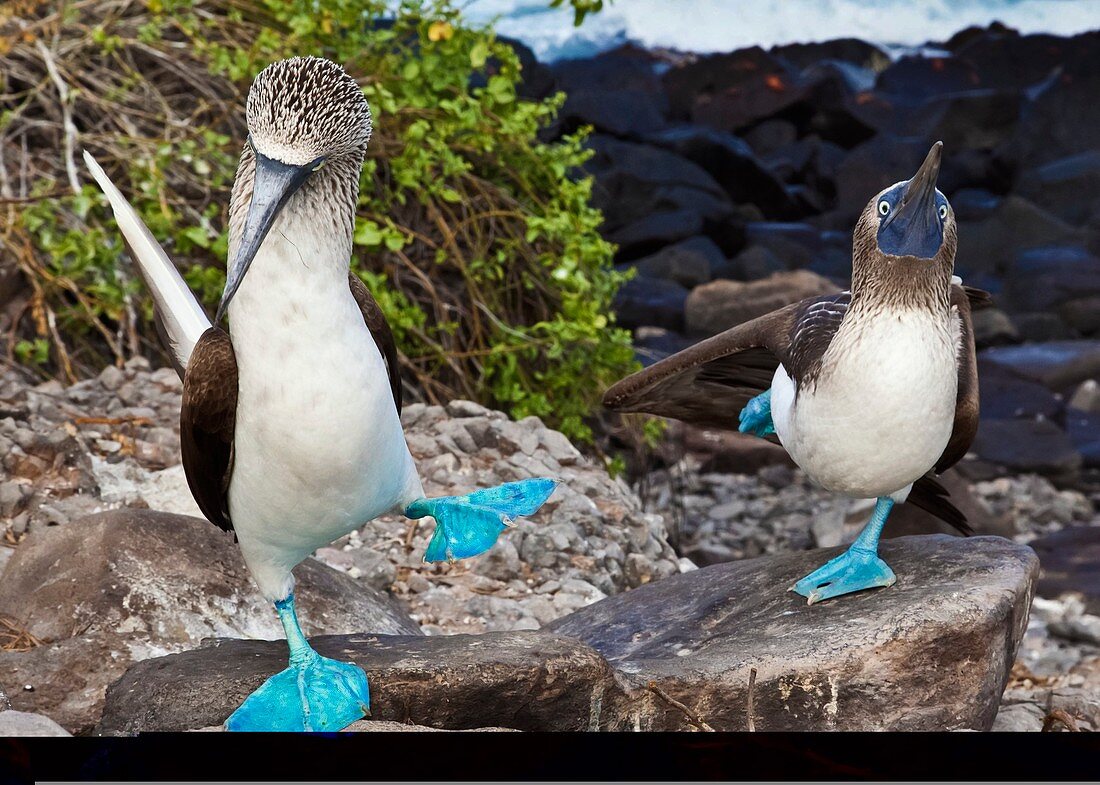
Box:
[225, 649, 370, 732]
[791, 546, 896, 605]
[738, 390, 775, 438]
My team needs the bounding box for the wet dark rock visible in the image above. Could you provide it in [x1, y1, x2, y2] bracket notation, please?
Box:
[744, 222, 820, 269]
[1018, 151, 1100, 226]
[1008, 59, 1100, 169]
[972, 419, 1082, 479]
[627, 237, 720, 289]
[646, 126, 797, 218]
[632, 327, 696, 367]
[831, 134, 927, 222]
[607, 209, 704, 255]
[1004, 246, 1100, 313]
[1029, 526, 1100, 614]
[951, 188, 1004, 221]
[721, 245, 785, 281]
[552, 48, 670, 137]
[742, 118, 797, 156]
[1066, 408, 1100, 468]
[549, 536, 1037, 731]
[612, 277, 688, 332]
[951, 30, 1086, 90]
[955, 196, 1083, 278]
[663, 47, 803, 131]
[685, 270, 839, 336]
[925, 89, 1023, 152]
[977, 362, 1064, 421]
[971, 308, 1020, 348]
[1061, 297, 1100, 337]
[981, 341, 1100, 391]
[772, 38, 890, 72]
[876, 54, 982, 102]
[98, 631, 619, 734]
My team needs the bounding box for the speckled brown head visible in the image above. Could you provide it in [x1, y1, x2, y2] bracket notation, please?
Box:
[850, 142, 958, 312]
[219, 57, 371, 322]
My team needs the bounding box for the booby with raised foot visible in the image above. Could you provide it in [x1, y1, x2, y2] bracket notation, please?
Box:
[604, 142, 988, 604]
[84, 56, 556, 731]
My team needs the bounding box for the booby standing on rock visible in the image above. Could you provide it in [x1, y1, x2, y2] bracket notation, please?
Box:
[604, 142, 988, 604]
[84, 56, 556, 731]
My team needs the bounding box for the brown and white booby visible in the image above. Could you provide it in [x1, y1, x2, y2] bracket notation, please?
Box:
[604, 142, 988, 604]
[84, 56, 556, 731]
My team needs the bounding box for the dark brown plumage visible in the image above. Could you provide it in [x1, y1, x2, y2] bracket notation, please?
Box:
[180, 278, 402, 533]
[603, 284, 989, 535]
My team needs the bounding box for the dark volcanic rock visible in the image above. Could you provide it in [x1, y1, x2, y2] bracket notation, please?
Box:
[612, 276, 688, 331]
[1004, 246, 1100, 312]
[607, 208, 704, 253]
[971, 419, 1082, 479]
[646, 126, 798, 218]
[549, 536, 1037, 731]
[552, 47, 670, 137]
[876, 54, 982, 101]
[1066, 408, 1100, 468]
[977, 361, 1064, 421]
[981, 341, 1100, 391]
[831, 134, 927, 222]
[954, 195, 1083, 278]
[628, 237, 720, 288]
[772, 38, 890, 72]
[98, 631, 618, 734]
[663, 47, 803, 131]
[1018, 151, 1100, 226]
[1029, 526, 1100, 614]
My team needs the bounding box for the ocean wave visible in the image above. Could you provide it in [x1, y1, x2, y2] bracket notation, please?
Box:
[462, 0, 1100, 61]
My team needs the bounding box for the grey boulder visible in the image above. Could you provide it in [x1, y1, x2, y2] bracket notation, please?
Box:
[0, 508, 420, 733]
[548, 535, 1037, 731]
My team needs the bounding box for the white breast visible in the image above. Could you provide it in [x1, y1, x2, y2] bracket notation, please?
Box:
[771, 307, 960, 499]
[225, 217, 422, 599]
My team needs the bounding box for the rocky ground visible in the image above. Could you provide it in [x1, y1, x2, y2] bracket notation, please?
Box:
[0, 359, 1097, 733]
[4, 23, 1100, 734]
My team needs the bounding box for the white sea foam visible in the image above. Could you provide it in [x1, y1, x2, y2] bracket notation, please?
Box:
[462, 0, 1100, 61]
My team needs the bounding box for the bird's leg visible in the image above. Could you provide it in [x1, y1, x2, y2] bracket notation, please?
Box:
[224, 594, 371, 732]
[792, 497, 897, 604]
[738, 390, 775, 438]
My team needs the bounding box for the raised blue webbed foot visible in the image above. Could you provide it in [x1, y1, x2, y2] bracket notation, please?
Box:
[791, 546, 896, 605]
[225, 593, 369, 732]
[225, 649, 371, 732]
[738, 390, 775, 438]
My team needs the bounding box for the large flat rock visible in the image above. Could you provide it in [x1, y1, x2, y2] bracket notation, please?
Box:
[95, 536, 1038, 733]
[97, 631, 617, 734]
[548, 535, 1037, 731]
[0, 509, 419, 733]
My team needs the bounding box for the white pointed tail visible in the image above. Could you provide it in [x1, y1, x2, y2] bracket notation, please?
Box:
[82, 150, 211, 376]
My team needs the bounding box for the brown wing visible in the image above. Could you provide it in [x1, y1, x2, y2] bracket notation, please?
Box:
[604, 292, 850, 430]
[934, 284, 987, 473]
[349, 273, 402, 413]
[180, 327, 237, 533]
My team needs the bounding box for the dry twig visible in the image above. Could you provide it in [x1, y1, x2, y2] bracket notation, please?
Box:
[646, 680, 715, 732]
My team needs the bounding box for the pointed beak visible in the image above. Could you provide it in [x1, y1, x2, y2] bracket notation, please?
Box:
[883, 141, 941, 233]
[215, 151, 317, 323]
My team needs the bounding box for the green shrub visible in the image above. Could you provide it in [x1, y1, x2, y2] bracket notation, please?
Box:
[1, 0, 635, 443]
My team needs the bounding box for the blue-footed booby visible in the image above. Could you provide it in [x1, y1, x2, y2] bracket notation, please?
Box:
[84, 56, 556, 731]
[604, 142, 988, 604]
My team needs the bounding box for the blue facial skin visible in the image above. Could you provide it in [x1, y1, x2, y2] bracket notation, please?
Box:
[875, 183, 950, 260]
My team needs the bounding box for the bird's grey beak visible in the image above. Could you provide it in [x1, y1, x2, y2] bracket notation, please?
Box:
[883, 141, 942, 233]
[877, 141, 944, 259]
[216, 151, 317, 323]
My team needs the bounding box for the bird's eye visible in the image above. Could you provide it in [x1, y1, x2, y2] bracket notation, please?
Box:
[938, 204, 948, 220]
[311, 159, 326, 172]
[878, 200, 890, 216]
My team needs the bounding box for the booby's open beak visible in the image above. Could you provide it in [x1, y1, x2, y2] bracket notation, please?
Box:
[878, 141, 943, 259]
[216, 149, 319, 323]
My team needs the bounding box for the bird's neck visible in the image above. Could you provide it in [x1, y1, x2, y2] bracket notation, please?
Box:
[849, 252, 953, 316]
